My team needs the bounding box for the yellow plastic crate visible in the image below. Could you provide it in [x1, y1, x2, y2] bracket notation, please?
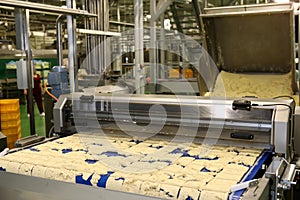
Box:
[169, 68, 180, 78]
[2, 123, 21, 136]
[1, 111, 20, 121]
[183, 68, 193, 78]
[0, 99, 19, 113]
[6, 133, 21, 149]
[1, 114, 21, 128]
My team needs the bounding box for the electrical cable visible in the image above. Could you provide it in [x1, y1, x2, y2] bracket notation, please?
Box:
[273, 95, 296, 105]
[44, 81, 58, 102]
[48, 126, 55, 138]
[251, 103, 292, 117]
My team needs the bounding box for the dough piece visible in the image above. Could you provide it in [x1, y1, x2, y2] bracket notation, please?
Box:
[160, 177, 186, 187]
[173, 157, 195, 166]
[18, 163, 34, 175]
[178, 187, 201, 200]
[204, 179, 237, 193]
[32, 165, 47, 178]
[162, 164, 186, 173]
[121, 178, 143, 193]
[0, 160, 9, 171]
[184, 180, 209, 190]
[140, 181, 161, 197]
[6, 161, 22, 174]
[106, 176, 125, 191]
[158, 183, 181, 199]
[231, 155, 257, 166]
[220, 164, 249, 176]
[127, 143, 158, 154]
[44, 167, 76, 182]
[200, 190, 228, 200]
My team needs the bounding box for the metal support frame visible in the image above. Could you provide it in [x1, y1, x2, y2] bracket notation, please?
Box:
[101, 0, 110, 77]
[134, 0, 144, 94]
[56, 14, 65, 66]
[299, 8, 300, 105]
[160, 15, 166, 80]
[191, 0, 203, 35]
[15, 8, 35, 135]
[0, 0, 96, 16]
[265, 157, 288, 200]
[67, 0, 77, 93]
[150, 0, 185, 93]
[83, 0, 109, 76]
[170, 3, 183, 33]
[151, 0, 174, 22]
[14, 8, 25, 50]
[0, 171, 157, 200]
[150, 1, 157, 92]
[77, 29, 120, 37]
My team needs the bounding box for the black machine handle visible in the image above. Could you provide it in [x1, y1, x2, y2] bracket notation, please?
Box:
[230, 132, 254, 140]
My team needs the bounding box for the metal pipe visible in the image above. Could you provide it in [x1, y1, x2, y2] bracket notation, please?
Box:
[98, 0, 102, 74]
[73, 1, 78, 91]
[56, 14, 65, 66]
[0, 0, 96, 16]
[150, 0, 157, 88]
[134, 0, 144, 94]
[67, 0, 76, 92]
[23, 9, 35, 135]
[102, 0, 109, 75]
[117, 0, 121, 33]
[298, 7, 300, 105]
[76, 28, 121, 37]
[90, 0, 96, 74]
[84, 0, 91, 73]
[160, 15, 165, 79]
[110, 20, 134, 27]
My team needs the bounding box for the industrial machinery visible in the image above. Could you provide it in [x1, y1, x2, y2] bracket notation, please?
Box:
[47, 65, 70, 99]
[0, 2, 299, 200]
[200, 3, 298, 99]
[0, 92, 299, 199]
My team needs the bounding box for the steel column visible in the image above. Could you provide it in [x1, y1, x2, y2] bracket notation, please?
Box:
[67, 0, 77, 92]
[299, 8, 300, 105]
[56, 14, 64, 66]
[134, 0, 144, 94]
[150, 0, 157, 90]
[21, 9, 35, 135]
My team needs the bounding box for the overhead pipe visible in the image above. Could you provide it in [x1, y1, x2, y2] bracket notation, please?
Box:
[56, 14, 65, 66]
[84, 0, 91, 74]
[0, 0, 96, 16]
[67, 0, 77, 92]
[90, 0, 96, 74]
[97, 0, 101, 74]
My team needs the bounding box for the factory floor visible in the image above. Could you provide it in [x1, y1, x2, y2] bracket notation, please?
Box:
[20, 103, 46, 138]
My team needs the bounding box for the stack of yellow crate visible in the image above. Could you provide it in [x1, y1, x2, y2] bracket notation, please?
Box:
[168, 68, 180, 78]
[0, 99, 21, 148]
[183, 68, 193, 78]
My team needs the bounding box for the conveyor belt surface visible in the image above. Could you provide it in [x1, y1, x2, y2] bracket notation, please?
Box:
[0, 133, 263, 200]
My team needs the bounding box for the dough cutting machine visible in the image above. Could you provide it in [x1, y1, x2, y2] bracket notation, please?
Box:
[53, 93, 293, 159]
[0, 93, 298, 199]
[52, 93, 298, 199]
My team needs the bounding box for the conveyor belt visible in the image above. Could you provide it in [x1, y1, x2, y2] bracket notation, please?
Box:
[0, 133, 264, 199]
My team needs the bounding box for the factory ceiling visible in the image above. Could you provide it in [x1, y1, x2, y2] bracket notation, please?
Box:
[0, 0, 268, 51]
